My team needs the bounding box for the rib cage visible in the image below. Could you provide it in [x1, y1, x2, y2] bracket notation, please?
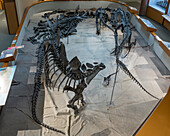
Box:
[43, 38, 106, 90]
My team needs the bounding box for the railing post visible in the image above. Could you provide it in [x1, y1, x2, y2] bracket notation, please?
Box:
[139, 0, 149, 16]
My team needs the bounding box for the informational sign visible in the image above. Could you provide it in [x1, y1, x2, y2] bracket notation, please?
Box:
[140, 18, 157, 29]
[0, 48, 15, 59]
[0, 66, 16, 106]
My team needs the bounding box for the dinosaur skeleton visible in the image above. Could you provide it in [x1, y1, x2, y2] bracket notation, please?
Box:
[95, 7, 159, 103]
[43, 39, 106, 113]
[28, 8, 95, 44]
[29, 7, 159, 135]
[30, 8, 105, 135]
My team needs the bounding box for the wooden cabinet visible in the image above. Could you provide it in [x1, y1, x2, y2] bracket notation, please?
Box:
[0, 0, 4, 10]
[0, 3, 2, 10]
[4, 0, 19, 34]
[146, 6, 164, 24]
[146, 0, 170, 25]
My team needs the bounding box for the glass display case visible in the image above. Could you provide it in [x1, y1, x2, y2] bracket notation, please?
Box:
[148, 0, 168, 13]
[167, 3, 170, 16]
[162, 1, 170, 31]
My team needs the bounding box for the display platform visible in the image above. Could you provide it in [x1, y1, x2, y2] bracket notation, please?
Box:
[24, 8, 168, 136]
[0, 1, 170, 136]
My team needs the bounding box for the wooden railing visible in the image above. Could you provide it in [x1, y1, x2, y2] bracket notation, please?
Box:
[0, 1, 170, 135]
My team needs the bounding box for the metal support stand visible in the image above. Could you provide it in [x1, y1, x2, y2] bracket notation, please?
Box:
[67, 36, 69, 44]
[109, 64, 119, 105]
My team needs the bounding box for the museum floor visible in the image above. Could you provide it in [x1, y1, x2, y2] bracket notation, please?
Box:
[0, 6, 170, 136]
[0, 10, 15, 67]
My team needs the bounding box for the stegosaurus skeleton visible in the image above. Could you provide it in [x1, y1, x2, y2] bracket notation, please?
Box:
[31, 8, 105, 135]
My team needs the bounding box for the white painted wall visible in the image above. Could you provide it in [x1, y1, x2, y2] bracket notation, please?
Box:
[15, 0, 39, 23]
